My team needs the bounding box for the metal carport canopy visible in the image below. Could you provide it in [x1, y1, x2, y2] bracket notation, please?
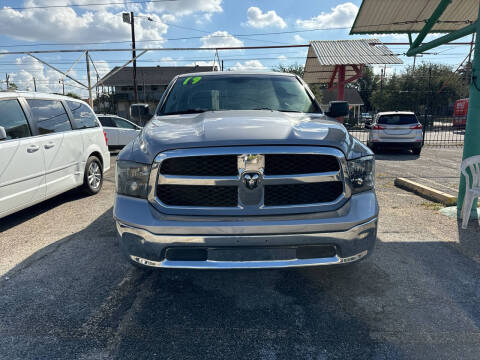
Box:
[350, 0, 480, 217]
[303, 39, 402, 84]
[350, 0, 478, 34]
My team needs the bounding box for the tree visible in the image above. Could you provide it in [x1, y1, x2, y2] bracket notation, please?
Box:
[365, 63, 463, 116]
[353, 66, 379, 112]
[272, 63, 304, 77]
[66, 92, 81, 99]
[8, 82, 17, 91]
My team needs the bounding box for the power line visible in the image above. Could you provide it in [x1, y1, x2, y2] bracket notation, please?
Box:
[0, 0, 178, 11]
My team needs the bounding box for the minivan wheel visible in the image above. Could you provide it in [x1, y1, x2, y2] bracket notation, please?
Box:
[82, 156, 103, 195]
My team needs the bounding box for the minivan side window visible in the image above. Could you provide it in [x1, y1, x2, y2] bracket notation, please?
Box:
[0, 99, 31, 140]
[66, 101, 98, 129]
[27, 99, 72, 135]
[98, 117, 117, 127]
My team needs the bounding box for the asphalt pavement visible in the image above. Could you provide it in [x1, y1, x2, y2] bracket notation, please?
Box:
[1, 148, 479, 360]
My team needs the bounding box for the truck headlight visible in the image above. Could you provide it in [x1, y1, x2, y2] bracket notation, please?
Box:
[347, 156, 375, 194]
[116, 161, 151, 198]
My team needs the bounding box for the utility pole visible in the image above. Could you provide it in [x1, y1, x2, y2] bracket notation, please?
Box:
[465, 33, 475, 97]
[131, 12, 138, 104]
[86, 51, 93, 107]
[380, 67, 384, 109]
[5, 73, 9, 90]
[33, 77, 36, 92]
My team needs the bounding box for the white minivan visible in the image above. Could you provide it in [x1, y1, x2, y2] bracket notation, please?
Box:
[0, 92, 110, 219]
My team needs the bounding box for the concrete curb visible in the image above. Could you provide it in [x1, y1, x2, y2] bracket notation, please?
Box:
[394, 177, 457, 206]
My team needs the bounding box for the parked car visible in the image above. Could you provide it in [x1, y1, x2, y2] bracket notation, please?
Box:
[114, 72, 378, 270]
[367, 111, 423, 155]
[360, 112, 373, 126]
[453, 98, 468, 129]
[0, 92, 110, 219]
[97, 115, 141, 150]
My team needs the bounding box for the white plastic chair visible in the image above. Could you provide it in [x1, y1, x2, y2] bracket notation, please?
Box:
[461, 155, 480, 228]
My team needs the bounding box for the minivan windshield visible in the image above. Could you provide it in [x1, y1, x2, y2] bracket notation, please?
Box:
[158, 74, 321, 115]
[378, 114, 417, 125]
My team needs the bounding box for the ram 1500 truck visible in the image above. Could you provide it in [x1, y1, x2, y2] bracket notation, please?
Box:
[114, 72, 378, 269]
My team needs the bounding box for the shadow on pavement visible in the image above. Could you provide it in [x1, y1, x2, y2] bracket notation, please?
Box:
[0, 188, 90, 233]
[373, 148, 420, 161]
[1, 209, 480, 359]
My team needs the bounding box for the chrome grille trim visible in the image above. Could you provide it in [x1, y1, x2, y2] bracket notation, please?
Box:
[148, 146, 351, 216]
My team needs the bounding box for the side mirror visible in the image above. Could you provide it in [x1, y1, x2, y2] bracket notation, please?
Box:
[0, 126, 7, 140]
[325, 101, 349, 118]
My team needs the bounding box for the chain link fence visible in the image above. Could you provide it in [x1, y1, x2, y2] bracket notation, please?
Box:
[346, 115, 465, 146]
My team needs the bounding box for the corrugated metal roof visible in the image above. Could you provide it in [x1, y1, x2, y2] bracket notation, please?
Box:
[309, 39, 402, 65]
[101, 66, 213, 86]
[350, 0, 478, 34]
[303, 39, 402, 84]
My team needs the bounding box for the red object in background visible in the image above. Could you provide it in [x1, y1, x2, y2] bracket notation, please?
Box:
[453, 98, 469, 128]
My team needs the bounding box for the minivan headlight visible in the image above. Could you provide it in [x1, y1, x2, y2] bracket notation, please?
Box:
[347, 156, 375, 194]
[116, 161, 151, 198]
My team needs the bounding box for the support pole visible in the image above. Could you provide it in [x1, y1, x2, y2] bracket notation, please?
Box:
[337, 65, 346, 123]
[458, 6, 480, 215]
[131, 11, 138, 104]
[33, 77, 36, 92]
[337, 65, 345, 101]
[410, 0, 452, 50]
[86, 51, 93, 107]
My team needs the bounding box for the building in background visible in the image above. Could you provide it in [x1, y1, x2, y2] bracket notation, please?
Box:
[99, 65, 213, 118]
[318, 88, 364, 122]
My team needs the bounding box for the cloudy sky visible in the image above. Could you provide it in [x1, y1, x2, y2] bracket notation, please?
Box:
[0, 0, 472, 96]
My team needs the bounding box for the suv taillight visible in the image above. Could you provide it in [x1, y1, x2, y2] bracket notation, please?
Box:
[103, 130, 108, 145]
[372, 124, 385, 130]
[410, 123, 423, 130]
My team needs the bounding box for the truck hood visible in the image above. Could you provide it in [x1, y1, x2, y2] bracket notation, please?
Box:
[118, 110, 371, 163]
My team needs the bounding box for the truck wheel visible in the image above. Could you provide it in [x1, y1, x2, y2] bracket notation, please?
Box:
[412, 147, 422, 155]
[81, 156, 103, 195]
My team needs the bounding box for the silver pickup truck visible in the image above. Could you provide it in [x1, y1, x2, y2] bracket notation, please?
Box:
[114, 71, 378, 269]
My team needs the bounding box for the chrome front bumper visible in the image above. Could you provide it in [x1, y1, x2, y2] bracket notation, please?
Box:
[114, 191, 378, 269]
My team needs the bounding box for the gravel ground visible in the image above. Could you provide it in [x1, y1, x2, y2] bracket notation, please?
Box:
[0, 148, 479, 360]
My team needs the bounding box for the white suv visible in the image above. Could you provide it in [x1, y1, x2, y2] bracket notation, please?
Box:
[0, 92, 110, 219]
[367, 111, 423, 155]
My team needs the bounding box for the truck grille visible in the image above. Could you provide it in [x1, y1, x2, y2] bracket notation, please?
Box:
[264, 154, 339, 175]
[264, 182, 343, 206]
[157, 185, 237, 207]
[160, 155, 237, 176]
[152, 146, 347, 215]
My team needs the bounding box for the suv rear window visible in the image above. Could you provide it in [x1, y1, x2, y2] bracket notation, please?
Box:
[67, 101, 98, 129]
[0, 99, 31, 140]
[377, 114, 417, 125]
[27, 99, 72, 134]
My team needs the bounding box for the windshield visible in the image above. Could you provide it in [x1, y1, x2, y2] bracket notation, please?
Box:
[378, 114, 417, 125]
[158, 74, 320, 115]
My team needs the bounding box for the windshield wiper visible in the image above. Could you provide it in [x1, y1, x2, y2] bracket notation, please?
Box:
[252, 107, 301, 113]
[163, 108, 208, 115]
